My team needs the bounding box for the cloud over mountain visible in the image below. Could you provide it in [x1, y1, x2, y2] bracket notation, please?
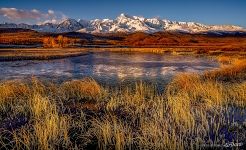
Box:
[0, 7, 66, 24]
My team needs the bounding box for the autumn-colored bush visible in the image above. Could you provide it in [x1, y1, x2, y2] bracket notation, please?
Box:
[43, 35, 76, 48]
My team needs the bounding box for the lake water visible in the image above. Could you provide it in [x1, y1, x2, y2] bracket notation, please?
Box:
[0, 51, 220, 85]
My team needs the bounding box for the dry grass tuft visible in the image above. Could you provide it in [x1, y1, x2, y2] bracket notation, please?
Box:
[92, 117, 133, 150]
[204, 59, 246, 82]
[0, 81, 30, 104]
[217, 55, 232, 64]
[61, 78, 103, 102]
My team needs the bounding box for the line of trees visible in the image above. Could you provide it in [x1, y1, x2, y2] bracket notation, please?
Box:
[43, 35, 76, 48]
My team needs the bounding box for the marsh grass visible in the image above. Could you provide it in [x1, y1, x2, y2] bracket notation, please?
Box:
[0, 48, 88, 61]
[205, 58, 246, 82]
[0, 59, 246, 149]
[61, 78, 104, 102]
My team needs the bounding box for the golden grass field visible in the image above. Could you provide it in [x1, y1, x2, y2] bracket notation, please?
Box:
[0, 52, 245, 149]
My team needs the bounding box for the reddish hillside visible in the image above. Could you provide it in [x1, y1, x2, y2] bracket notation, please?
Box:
[119, 32, 246, 49]
[0, 28, 246, 50]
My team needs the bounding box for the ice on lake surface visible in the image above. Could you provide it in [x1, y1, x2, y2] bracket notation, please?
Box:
[0, 51, 220, 85]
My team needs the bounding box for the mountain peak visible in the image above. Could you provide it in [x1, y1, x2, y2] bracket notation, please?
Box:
[59, 18, 78, 24]
[56, 18, 83, 32]
[118, 13, 132, 19]
[119, 13, 127, 17]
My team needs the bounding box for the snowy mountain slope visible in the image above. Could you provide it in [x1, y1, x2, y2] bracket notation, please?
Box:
[56, 18, 83, 32]
[0, 13, 245, 33]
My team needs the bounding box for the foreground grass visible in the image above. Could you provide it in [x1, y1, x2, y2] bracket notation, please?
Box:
[0, 60, 246, 149]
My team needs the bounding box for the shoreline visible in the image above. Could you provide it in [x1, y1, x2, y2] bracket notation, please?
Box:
[0, 47, 245, 61]
[0, 52, 89, 61]
[0, 48, 90, 61]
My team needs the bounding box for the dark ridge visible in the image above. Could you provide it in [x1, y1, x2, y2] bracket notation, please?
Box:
[61, 32, 95, 40]
[0, 28, 37, 33]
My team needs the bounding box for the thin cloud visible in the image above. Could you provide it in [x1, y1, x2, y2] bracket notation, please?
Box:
[0, 7, 67, 24]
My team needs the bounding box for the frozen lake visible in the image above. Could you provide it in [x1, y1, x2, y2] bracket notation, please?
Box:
[0, 51, 220, 85]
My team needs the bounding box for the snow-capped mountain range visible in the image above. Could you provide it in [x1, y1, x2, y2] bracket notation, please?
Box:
[0, 13, 245, 33]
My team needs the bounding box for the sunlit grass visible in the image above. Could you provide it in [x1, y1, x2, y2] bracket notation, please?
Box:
[0, 59, 246, 149]
[205, 58, 246, 82]
[61, 78, 104, 102]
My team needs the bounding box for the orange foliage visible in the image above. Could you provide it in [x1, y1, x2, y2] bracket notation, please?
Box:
[43, 35, 76, 48]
